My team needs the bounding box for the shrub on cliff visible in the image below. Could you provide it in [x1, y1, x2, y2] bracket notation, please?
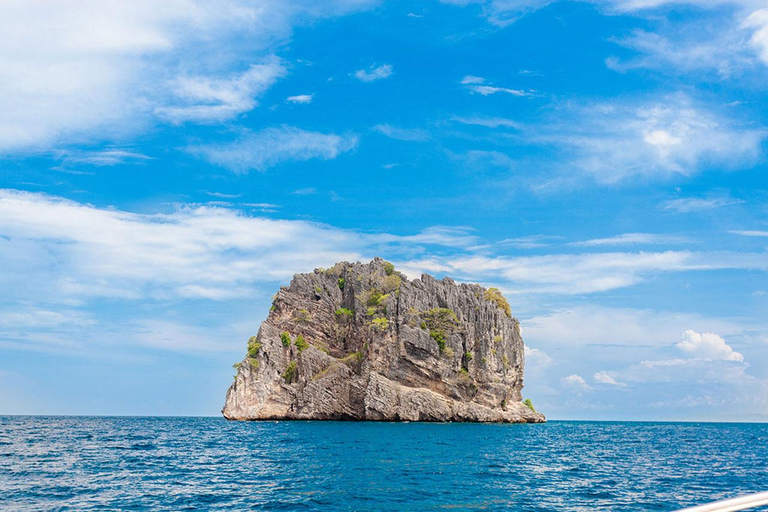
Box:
[247, 336, 262, 358]
[484, 288, 511, 318]
[430, 330, 446, 351]
[282, 361, 298, 384]
[280, 332, 291, 347]
[335, 307, 354, 318]
[524, 398, 536, 412]
[422, 308, 459, 331]
[295, 335, 309, 352]
[370, 317, 389, 332]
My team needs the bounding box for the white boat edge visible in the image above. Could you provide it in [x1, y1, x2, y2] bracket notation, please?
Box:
[676, 491, 768, 512]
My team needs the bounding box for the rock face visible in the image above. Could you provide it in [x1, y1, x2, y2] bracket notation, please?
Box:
[223, 258, 544, 423]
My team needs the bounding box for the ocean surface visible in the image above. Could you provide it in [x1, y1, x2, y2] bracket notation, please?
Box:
[1, 417, 767, 511]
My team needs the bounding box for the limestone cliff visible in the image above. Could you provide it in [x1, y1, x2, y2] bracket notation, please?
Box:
[222, 258, 544, 423]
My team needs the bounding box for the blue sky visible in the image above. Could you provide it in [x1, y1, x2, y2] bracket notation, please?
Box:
[1, 0, 768, 420]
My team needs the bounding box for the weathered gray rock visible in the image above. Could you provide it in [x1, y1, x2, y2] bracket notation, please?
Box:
[222, 258, 544, 423]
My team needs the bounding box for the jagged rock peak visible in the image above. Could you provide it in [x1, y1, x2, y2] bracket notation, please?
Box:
[223, 258, 544, 423]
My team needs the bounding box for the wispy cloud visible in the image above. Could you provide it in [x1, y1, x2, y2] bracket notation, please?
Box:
[744, 9, 768, 64]
[189, 126, 358, 173]
[570, 233, 690, 247]
[155, 58, 286, 124]
[460, 75, 486, 84]
[460, 75, 531, 96]
[453, 116, 521, 129]
[539, 94, 765, 183]
[373, 124, 430, 141]
[606, 26, 757, 78]
[499, 235, 561, 249]
[0, 0, 376, 152]
[0, 190, 476, 303]
[730, 229, 768, 237]
[594, 371, 626, 387]
[562, 374, 593, 391]
[354, 64, 393, 82]
[660, 196, 745, 213]
[3, 190, 768, 309]
[469, 85, 529, 96]
[203, 191, 242, 199]
[404, 250, 768, 294]
[57, 148, 152, 167]
[442, 1, 554, 26]
[286, 94, 313, 104]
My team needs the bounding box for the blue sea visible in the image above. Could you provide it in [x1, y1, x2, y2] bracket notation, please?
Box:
[1, 417, 767, 511]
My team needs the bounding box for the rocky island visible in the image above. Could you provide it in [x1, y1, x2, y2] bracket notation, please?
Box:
[223, 258, 544, 423]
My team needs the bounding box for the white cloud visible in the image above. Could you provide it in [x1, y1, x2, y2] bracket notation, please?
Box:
[570, 232, 690, 247]
[730, 230, 768, 237]
[4, 190, 768, 307]
[524, 305, 746, 349]
[354, 64, 393, 82]
[541, 94, 765, 183]
[286, 94, 313, 104]
[467, 85, 529, 96]
[677, 329, 744, 362]
[453, 116, 521, 129]
[594, 371, 626, 387]
[56, 148, 152, 167]
[0, 190, 478, 303]
[525, 346, 554, 366]
[459, 74, 530, 96]
[189, 126, 358, 173]
[0, 0, 376, 152]
[410, 251, 768, 295]
[155, 58, 286, 124]
[660, 196, 745, 213]
[562, 374, 593, 391]
[133, 319, 231, 352]
[606, 25, 757, 78]
[498, 235, 561, 249]
[460, 75, 486, 84]
[440, 0, 554, 26]
[373, 124, 430, 141]
[744, 9, 768, 64]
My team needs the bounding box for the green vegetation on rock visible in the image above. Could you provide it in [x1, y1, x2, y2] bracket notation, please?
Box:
[421, 308, 459, 354]
[370, 317, 389, 332]
[484, 288, 511, 318]
[383, 261, 395, 276]
[382, 274, 402, 294]
[246, 336, 262, 358]
[422, 308, 459, 331]
[282, 361, 298, 384]
[338, 277, 345, 290]
[295, 334, 309, 352]
[524, 398, 536, 412]
[280, 331, 292, 348]
[430, 330, 446, 351]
